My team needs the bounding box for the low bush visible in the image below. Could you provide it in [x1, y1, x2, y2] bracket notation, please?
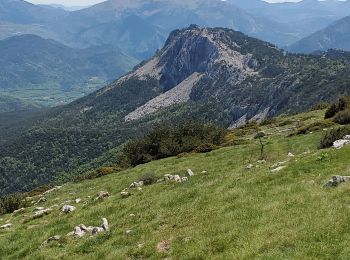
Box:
[74, 166, 122, 182]
[0, 193, 27, 216]
[121, 122, 226, 167]
[325, 96, 350, 119]
[319, 125, 350, 149]
[332, 109, 350, 125]
[139, 173, 158, 185]
[291, 120, 336, 136]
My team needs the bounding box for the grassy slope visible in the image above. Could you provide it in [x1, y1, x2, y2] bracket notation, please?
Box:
[1, 110, 350, 259]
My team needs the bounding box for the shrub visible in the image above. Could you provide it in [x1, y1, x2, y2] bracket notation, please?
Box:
[291, 120, 337, 136]
[309, 102, 329, 111]
[139, 173, 158, 185]
[74, 166, 122, 182]
[319, 125, 350, 149]
[333, 109, 350, 125]
[0, 193, 27, 216]
[121, 122, 226, 166]
[325, 96, 350, 119]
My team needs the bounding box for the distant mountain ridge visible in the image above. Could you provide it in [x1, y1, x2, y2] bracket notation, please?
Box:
[289, 15, 350, 53]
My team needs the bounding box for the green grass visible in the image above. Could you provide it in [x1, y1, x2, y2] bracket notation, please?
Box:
[1, 110, 350, 259]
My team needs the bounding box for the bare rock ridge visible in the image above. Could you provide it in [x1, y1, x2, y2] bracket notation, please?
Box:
[121, 25, 257, 122]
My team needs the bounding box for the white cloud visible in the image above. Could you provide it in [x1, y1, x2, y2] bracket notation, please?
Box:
[27, 0, 104, 6]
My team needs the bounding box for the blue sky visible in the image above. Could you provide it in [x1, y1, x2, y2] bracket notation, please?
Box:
[27, 0, 301, 7]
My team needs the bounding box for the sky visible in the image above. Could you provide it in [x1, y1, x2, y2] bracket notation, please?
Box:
[27, 0, 302, 7]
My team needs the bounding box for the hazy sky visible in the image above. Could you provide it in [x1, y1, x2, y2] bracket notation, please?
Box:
[27, 0, 302, 7]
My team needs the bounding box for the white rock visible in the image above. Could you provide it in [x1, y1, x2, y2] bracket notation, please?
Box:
[129, 213, 136, 217]
[288, 152, 295, 157]
[0, 223, 12, 229]
[324, 175, 350, 187]
[246, 164, 253, 170]
[75, 198, 82, 204]
[186, 169, 195, 177]
[12, 208, 25, 215]
[40, 235, 61, 247]
[125, 230, 132, 235]
[174, 175, 182, 183]
[33, 208, 52, 218]
[42, 186, 62, 196]
[121, 191, 130, 198]
[33, 207, 44, 212]
[61, 205, 76, 213]
[201, 171, 208, 174]
[271, 166, 286, 172]
[181, 177, 188, 182]
[96, 191, 110, 200]
[333, 139, 350, 149]
[129, 181, 144, 188]
[92, 227, 104, 235]
[257, 160, 266, 164]
[101, 218, 109, 232]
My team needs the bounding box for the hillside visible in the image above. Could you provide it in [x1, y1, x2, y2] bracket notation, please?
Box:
[289, 15, 350, 53]
[2, 110, 350, 258]
[0, 95, 38, 113]
[0, 34, 138, 108]
[1, 25, 350, 196]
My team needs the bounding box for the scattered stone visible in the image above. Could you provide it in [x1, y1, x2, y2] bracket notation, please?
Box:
[129, 181, 144, 188]
[246, 164, 253, 170]
[92, 227, 105, 235]
[271, 166, 286, 173]
[13, 208, 25, 215]
[324, 175, 350, 187]
[181, 177, 188, 182]
[125, 229, 132, 235]
[42, 186, 62, 196]
[96, 191, 110, 200]
[40, 235, 61, 248]
[101, 218, 109, 232]
[333, 139, 350, 149]
[33, 207, 45, 212]
[33, 208, 52, 219]
[174, 175, 182, 183]
[0, 223, 12, 229]
[129, 213, 136, 217]
[121, 191, 130, 198]
[75, 198, 82, 204]
[201, 171, 208, 174]
[157, 240, 171, 252]
[138, 243, 145, 248]
[257, 160, 266, 164]
[288, 152, 295, 157]
[186, 169, 194, 177]
[164, 174, 173, 181]
[35, 197, 47, 204]
[61, 205, 76, 213]
[137, 187, 143, 191]
[271, 161, 287, 169]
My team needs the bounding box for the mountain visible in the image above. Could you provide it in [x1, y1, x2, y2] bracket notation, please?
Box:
[0, 0, 68, 41]
[231, 0, 350, 48]
[288, 15, 350, 53]
[0, 34, 138, 108]
[59, 0, 304, 59]
[1, 26, 350, 195]
[0, 95, 38, 113]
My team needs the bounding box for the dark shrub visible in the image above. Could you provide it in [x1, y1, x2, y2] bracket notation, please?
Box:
[121, 122, 226, 166]
[139, 173, 158, 185]
[0, 193, 27, 215]
[320, 125, 350, 149]
[292, 120, 337, 136]
[74, 166, 122, 182]
[325, 96, 350, 119]
[333, 109, 350, 125]
[309, 102, 330, 111]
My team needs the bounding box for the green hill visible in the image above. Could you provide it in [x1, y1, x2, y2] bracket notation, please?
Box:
[1, 109, 350, 258]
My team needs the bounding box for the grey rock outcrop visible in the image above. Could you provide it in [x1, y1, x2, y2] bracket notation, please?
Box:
[324, 176, 350, 187]
[61, 205, 76, 213]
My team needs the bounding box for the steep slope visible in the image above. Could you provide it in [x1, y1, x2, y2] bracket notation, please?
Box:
[1, 25, 350, 195]
[0, 95, 38, 113]
[289, 15, 350, 53]
[2, 110, 350, 258]
[0, 34, 138, 108]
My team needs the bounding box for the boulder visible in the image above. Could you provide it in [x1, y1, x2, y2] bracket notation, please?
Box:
[324, 175, 350, 187]
[125, 229, 132, 235]
[75, 198, 82, 204]
[271, 166, 286, 173]
[35, 197, 47, 204]
[246, 164, 253, 170]
[12, 208, 25, 215]
[42, 186, 62, 196]
[33, 207, 44, 212]
[129, 181, 144, 188]
[61, 205, 76, 213]
[96, 191, 110, 200]
[33, 208, 52, 219]
[0, 223, 12, 229]
[288, 152, 295, 157]
[181, 177, 188, 182]
[333, 139, 350, 149]
[92, 227, 104, 235]
[186, 169, 194, 177]
[101, 218, 109, 232]
[174, 175, 182, 183]
[121, 191, 130, 198]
